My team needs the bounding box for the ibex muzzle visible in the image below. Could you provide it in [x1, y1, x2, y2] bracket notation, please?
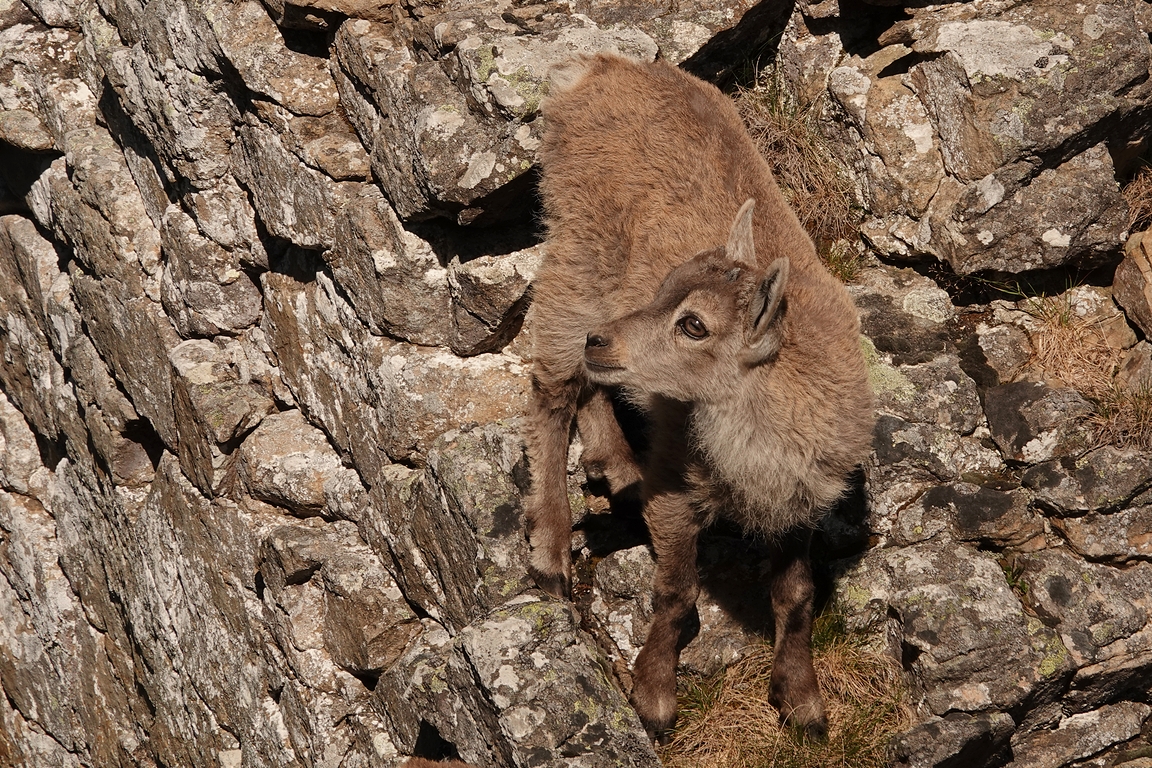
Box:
[526, 53, 874, 742]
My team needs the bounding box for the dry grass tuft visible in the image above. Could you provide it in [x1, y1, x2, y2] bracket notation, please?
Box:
[1021, 293, 1152, 449]
[1024, 294, 1122, 398]
[1123, 165, 1152, 234]
[1091, 384, 1152, 451]
[659, 611, 914, 768]
[735, 70, 863, 282]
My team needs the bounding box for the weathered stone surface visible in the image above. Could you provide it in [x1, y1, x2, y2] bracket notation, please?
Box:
[327, 185, 453, 346]
[448, 243, 540, 356]
[818, 0, 1141, 272]
[333, 19, 544, 224]
[1117, 340, 1152, 392]
[974, 321, 1033, 386]
[363, 423, 532, 631]
[889, 483, 1044, 550]
[839, 541, 1072, 716]
[1024, 447, 1152, 516]
[262, 265, 529, 470]
[213, 0, 339, 117]
[234, 118, 359, 250]
[985, 381, 1093, 464]
[852, 264, 956, 367]
[1115, 232, 1152, 340]
[871, 353, 983, 435]
[379, 597, 661, 767]
[1018, 549, 1152, 667]
[1053, 506, 1152, 563]
[1007, 701, 1151, 768]
[159, 204, 263, 338]
[6, 0, 1152, 762]
[1065, 649, 1152, 714]
[892, 711, 1015, 768]
[169, 339, 277, 496]
[237, 409, 366, 520]
[258, 520, 421, 681]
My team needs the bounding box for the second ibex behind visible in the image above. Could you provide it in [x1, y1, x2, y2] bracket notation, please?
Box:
[525, 54, 874, 740]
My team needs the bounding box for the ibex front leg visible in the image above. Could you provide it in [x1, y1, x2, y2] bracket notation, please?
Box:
[630, 487, 704, 741]
[524, 375, 580, 598]
[766, 527, 827, 739]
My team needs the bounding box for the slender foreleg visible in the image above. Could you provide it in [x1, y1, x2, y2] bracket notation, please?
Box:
[766, 527, 827, 739]
[524, 375, 580, 598]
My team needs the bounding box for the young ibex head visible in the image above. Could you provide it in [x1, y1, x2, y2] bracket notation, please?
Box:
[584, 200, 789, 403]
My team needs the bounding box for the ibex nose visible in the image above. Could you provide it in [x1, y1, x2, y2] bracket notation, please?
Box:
[586, 333, 608, 349]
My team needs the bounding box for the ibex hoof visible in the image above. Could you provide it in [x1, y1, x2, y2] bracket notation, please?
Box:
[529, 566, 571, 600]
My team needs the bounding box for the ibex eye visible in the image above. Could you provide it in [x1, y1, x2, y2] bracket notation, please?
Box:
[678, 315, 708, 339]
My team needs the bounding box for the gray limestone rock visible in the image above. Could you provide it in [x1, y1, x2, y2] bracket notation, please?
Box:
[985, 381, 1094, 464]
[838, 540, 1073, 716]
[1007, 701, 1151, 768]
[1017, 549, 1152, 667]
[892, 711, 1015, 768]
[1023, 447, 1152, 516]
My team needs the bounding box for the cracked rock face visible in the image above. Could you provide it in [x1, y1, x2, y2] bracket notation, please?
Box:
[799, 0, 1142, 273]
[2, 0, 1152, 765]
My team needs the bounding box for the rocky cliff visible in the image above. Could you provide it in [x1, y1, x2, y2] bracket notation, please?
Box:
[1, 0, 1151, 766]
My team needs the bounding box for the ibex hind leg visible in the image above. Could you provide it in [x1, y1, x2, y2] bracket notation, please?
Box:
[524, 375, 580, 598]
[767, 528, 828, 740]
[576, 386, 643, 496]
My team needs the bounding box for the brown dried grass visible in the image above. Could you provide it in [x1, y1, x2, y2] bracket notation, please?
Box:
[735, 71, 863, 282]
[1024, 294, 1122, 398]
[1123, 165, 1152, 234]
[1022, 293, 1152, 450]
[659, 611, 914, 768]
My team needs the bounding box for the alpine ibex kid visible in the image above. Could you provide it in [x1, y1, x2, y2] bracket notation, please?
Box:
[525, 54, 874, 740]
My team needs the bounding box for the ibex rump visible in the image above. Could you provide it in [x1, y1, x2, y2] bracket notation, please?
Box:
[525, 54, 873, 740]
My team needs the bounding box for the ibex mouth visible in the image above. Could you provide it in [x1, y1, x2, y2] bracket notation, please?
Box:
[584, 358, 626, 383]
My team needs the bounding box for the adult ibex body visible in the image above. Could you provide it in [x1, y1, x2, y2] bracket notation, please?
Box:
[525, 54, 874, 739]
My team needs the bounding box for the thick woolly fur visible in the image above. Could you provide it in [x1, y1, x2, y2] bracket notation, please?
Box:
[526, 54, 874, 740]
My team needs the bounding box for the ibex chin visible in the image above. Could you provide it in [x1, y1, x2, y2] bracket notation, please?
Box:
[525, 53, 874, 740]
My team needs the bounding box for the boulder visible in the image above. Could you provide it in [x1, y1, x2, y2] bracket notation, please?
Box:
[838, 541, 1073, 717]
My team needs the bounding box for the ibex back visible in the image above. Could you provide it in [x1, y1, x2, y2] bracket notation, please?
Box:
[526, 54, 874, 740]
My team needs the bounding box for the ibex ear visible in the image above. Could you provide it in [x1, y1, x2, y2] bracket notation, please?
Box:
[726, 198, 757, 267]
[741, 257, 789, 367]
